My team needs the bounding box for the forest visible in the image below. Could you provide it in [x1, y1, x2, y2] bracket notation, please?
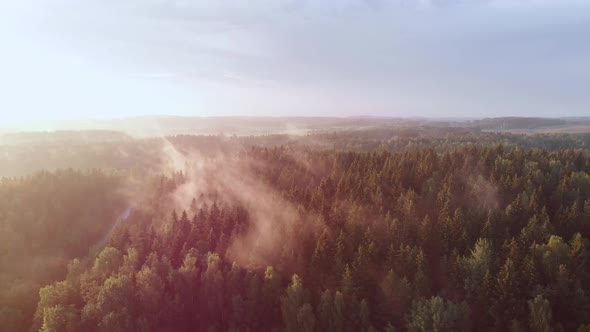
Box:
[1, 127, 590, 331]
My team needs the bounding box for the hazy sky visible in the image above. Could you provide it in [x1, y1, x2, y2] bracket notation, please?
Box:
[1, 0, 589, 125]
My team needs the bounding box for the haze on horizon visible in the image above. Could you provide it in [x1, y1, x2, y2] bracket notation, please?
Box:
[1, 0, 589, 127]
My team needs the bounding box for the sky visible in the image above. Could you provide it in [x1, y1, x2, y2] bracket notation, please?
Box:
[1, 0, 589, 126]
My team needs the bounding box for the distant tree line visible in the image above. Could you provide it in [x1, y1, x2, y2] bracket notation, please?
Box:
[2, 127, 590, 177]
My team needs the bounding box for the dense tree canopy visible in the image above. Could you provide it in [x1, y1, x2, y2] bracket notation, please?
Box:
[2, 129, 590, 331]
[0, 170, 126, 330]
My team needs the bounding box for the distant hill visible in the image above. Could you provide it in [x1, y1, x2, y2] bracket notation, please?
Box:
[1, 116, 425, 138]
[0, 130, 131, 145]
[469, 117, 567, 130]
[3, 116, 590, 140]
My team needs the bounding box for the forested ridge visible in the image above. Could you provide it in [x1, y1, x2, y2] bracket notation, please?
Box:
[18, 142, 590, 332]
[2, 129, 590, 177]
[0, 170, 127, 331]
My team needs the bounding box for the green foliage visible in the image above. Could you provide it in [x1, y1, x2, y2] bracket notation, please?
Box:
[528, 295, 554, 332]
[3, 134, 590, 331]
[40, 305, 80, 332]
[534, 235, 571, 277]
[406, 296, 471, 332]
[281, 274, 315, 332]
[0, 170, 125, 330]
[92, 247, 124, 278]
[462, 238, 493, 297]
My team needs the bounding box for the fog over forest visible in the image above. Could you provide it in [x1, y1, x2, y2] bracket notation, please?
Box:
[1, 117, 590, 331]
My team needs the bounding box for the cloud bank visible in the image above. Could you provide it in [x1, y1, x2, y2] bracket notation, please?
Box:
[1, 0, 589, 124]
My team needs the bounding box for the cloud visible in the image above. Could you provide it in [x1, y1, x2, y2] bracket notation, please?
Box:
[1, 0, 589, 119]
